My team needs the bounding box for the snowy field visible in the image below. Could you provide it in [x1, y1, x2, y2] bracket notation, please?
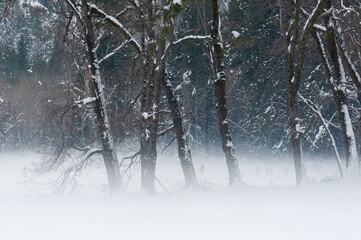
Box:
[0, 151, 361, 240]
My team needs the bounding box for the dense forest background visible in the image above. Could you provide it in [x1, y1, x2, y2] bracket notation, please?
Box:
[0, 0, 360, 193]
[0, 0, 287, 152]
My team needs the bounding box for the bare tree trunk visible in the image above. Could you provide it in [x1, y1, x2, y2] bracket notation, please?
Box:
[283, 0, 328, 185]
[288, 87, 302, 185]
[211, 0, 241, 185]
[281, 0, 303, 185]
[139, 8, 165, 193]
[140, 65, 158, 195]
[81, 0, 121, 193]
[138, 0, 158, 195]
[324, 7, 358, 169]
[337, 33, 361, 167]
[142, 72, 161, 195]
[161, 70, 197, 186]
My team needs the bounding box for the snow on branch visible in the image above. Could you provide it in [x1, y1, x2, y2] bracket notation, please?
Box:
[98, 40, 129, 64]
[298, 93, 343, 178]
[300, 7, 309, 17]
[161, 35, 210, 63]
[158, 126, 174, 137]
[74, 97, 97, 106]
[313, 24, 326, 32]
[116, 6, 134, 18]
[172, 35, 210, 45]
[65, 0, 84, 27]
[89, 3, 141, 53]
[128, 0, 139, 8]
[340, 0, 359, 16]
[300, 0, 328, 41]
[339, 43, 361, 86]
[313, 31, 334, 85]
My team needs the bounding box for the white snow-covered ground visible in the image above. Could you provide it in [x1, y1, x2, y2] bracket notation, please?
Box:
[0, 151, 360, 240]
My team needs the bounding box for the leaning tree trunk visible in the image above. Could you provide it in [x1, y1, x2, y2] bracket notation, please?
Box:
[82, 0, 121, 193]
[338, 34, 361, 164]
[338, 38, 361, 105]
[211, 0, 241, 185]
[324, 9, 358, 169]
[161, 70, 197, 185]
[313, 30, 348, 175]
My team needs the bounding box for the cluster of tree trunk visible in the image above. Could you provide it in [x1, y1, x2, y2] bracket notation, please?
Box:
[282, 0, 361, 183]
[3, 0, 360, 193]
[62, 0, 241, 194]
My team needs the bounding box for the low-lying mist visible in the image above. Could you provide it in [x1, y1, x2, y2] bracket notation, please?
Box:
[0, 150, 359, 240]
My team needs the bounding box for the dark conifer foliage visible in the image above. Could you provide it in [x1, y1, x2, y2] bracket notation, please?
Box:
[0, 0, 361, 190]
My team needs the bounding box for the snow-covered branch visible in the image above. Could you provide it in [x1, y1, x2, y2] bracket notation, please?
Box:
[89, 3, 141, 53]
[74, 97, 97, 106]
[300, 0, 329, 41]
[158, 126, 174, 137]
[116, 6, 134, 18]
[98, 40, 129, 64]
[161, 35, 210, 63]
[172, 35, 210, 45]
[313, 24, 326, 32]
[64, 0, 84, 27]
[298, 93, 343, 178]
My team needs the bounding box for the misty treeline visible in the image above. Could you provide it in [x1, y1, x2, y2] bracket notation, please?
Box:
[0, 0, 360, 194]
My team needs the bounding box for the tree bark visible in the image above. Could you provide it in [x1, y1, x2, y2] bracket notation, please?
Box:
[211, 0, 241, 185]
[138, 0, 159, 195]
[161, 71, 197, 186]
[323, 6, 358, 169]
[284, 0, 329, 185]
[81, 0, 121, 193]
[288, 87, 302, 184]
[337, 33, 361, 164]
[337, 39, 361, 104]
[140, 63, 159, 195]
[142, 71, 161, 195]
